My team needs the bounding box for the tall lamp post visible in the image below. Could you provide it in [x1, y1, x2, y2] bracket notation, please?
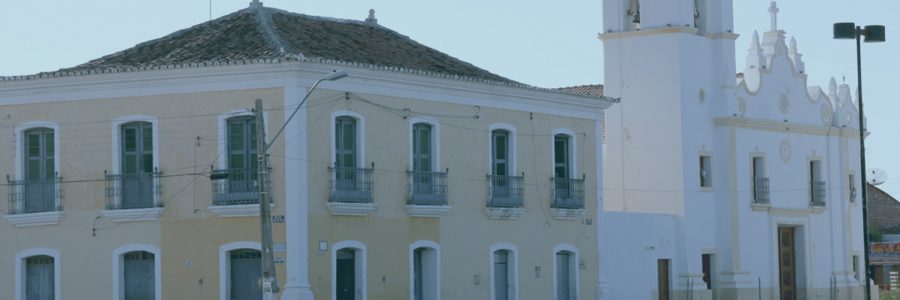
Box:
[833, 22, 885, 299]
[257, 70, 348, 300]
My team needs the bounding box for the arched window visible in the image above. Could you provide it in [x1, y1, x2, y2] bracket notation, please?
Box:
[216, 116, 259, 205]
[113, 245, 161, 300]
[219, 242, 262, 300]
[122, 251, 156, 300]
[22, 128, 57, 213]
[15, 248, 60, 300]
[492, 249, 515, 300]
[555, 251, 576, 300]
[118, 121, 155, 209]
[409, 241, 440, 300]
[229, 249, 262, 300]
[333, 241, 367, 300]
[335, 116, 358, 169]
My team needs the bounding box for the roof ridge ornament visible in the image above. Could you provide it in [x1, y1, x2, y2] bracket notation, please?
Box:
[365, 9, 378, 24]
[250, 0, 263, 8]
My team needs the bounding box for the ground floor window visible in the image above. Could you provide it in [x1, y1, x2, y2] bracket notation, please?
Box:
[412, 246, 438, 300]
[229, 249, 262, 300]
[493, 249, 516, 300]
[123, 251, 155, 300]
[555, 251, 576, 300]
[25, 255, 55, 300]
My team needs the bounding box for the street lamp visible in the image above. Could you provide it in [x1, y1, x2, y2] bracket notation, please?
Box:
[833, 22, 885, 299]
[258, 70, 348, 299]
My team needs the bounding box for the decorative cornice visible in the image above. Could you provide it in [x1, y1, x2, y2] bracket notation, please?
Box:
[714, 117, 863, 138]
[0, 57, 614, 103]
[598, 27, 699, 41]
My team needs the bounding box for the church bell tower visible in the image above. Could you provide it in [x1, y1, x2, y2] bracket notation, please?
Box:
[600, 0, 738, 214]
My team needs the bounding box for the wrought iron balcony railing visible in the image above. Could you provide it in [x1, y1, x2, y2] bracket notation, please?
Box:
[6, 174, 62, 214]
[408, 170, 448, 206]
[211, 167, 259, 206]
[330, 165, 374, 203]
[552, 177, 585, 209]
[488, 174, 524, 208]
[753, 177, 770, 204]
[106, 169, 162, 210]
[811, 180, 826, 206]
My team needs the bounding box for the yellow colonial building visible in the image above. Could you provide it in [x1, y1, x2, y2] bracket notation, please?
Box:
[0, 2, 614, 300]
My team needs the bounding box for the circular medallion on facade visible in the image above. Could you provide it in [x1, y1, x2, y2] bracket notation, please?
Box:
[737, 97, 747, 117]
[779, 94, 790, 114]
[780, 139, 792, 163]
[820, 104, 832, 125]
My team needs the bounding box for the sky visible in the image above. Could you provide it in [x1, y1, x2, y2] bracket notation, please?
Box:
[1, 0, 898, 197]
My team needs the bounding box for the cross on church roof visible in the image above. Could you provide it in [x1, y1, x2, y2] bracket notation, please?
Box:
[768, 1, 779, 31]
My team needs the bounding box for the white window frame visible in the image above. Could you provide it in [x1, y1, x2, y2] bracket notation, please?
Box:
[488, 124, 517, 176]
[408, 117, 440, 172]
[489, 243, 519, 300]
[216, 109, 269, 170]
[112, 244, 161, 300]
[332, 240, 367, 300]
[14, 121, 61, 182]
[15, 248, 61, 300]
[408, 240, 441, 300]
[808, 155, 824, 206]
[219, 241, 261, 300]
[111, 115, 159, 175]
[551, 128, 577, 178]
[330, 111, 366, 168]
[552, 244, 579, 300]
[699, 153, 712, 189]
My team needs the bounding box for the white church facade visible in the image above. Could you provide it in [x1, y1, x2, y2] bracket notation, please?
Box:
[599, 0, 865, 299]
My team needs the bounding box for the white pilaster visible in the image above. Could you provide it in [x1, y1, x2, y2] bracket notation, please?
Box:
[281, 84, 315, 300]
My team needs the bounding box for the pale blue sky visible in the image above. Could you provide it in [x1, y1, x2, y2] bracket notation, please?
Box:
[2, 0, 897, 197]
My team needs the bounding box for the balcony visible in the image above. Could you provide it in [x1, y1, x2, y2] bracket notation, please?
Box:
[407, 170, 450, 217]
[810, 180, 826, 207]
[4, 175, 63, 227]
[328, 165, 375, 216]
[486, 174, 525, 220]
[753, 177, 770, 204]
[209, 167, 262, 217]
[103, 170, 164, 221]
[552, 177, 585, 209]
[550, 177, 585, 220]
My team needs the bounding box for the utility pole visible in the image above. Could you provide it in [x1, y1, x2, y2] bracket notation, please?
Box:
[255, 99, 279, 299]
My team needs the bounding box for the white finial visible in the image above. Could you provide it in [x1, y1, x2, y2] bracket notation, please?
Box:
[829, 77, 838, 97]
[768, 2, 779, 31]
[365, 9, 378, 24]
[746, 30, 766, 70]
[789, 37, 797, 53]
